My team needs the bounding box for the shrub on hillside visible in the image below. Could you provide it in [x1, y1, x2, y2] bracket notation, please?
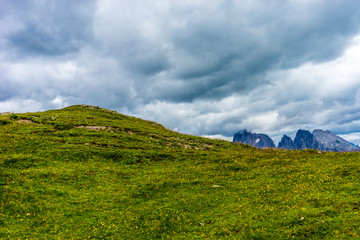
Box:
[9, 114, 19, 120]
[0, 119, 10, 125]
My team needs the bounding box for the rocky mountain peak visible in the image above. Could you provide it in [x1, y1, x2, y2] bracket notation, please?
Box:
[234, 128, 359, 152]
[293, 129, 319, 150]
[233, 129, 275, 148]
[312, 129, 359, 152]
[278, 135, 294, 150]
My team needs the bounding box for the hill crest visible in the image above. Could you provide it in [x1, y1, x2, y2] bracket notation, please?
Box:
[2, 105, 360, 239]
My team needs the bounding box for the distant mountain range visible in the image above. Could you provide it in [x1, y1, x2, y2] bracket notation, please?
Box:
[233, 129, 360, 152]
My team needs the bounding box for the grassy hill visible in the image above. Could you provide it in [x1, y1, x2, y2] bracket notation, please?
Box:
[1, 105, 360, 239]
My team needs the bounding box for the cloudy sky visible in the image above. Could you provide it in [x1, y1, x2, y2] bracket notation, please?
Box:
[2, 0, 360, 144]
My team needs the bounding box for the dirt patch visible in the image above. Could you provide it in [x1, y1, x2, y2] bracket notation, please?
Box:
[17, 120, 34, 124]
[181, 144, 191, 149]
[76, 125, 112, 131]
[202, 144, 213, 148]
[0, 112, 11, 116]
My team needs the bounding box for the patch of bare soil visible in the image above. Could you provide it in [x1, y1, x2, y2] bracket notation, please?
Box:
[17, 120, 34, 124]
[76, 126, 111, 131]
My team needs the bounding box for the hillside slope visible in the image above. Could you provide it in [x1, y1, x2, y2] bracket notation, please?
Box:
[1, 105, 360, 239]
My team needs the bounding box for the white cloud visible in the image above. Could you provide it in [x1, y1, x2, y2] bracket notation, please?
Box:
[129, 33, 360, 142]
[0, 99, 44, 113]
[241, 112, 279, 132]
[51, 96, 69, 109]
[201, 135, 232, 142]
[338, 132, 360, 145]
[2, 0, 360, 144]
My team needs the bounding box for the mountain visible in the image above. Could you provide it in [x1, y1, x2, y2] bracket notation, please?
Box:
[278, 135, 294, 150]
[293, 129, 319, 150]
[313, 129, 359, 152]
[234, 128, 359, 152]
[233, 129, 275, 148]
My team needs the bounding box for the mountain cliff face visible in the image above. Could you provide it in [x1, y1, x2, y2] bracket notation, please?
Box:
[234, 129, 359, 152]
[278, 135, 294, 150]
[293, 129, 319, 150]
[313, 129, 359, 152]
[233, 129, 275, 148]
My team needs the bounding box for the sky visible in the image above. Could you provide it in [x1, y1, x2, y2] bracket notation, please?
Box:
[2, 0, 360, 145]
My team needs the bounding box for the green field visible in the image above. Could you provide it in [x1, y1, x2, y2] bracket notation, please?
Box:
[1, 105, 360, 239]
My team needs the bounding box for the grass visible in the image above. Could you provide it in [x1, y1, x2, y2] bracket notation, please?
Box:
[0, 104, 360, 239]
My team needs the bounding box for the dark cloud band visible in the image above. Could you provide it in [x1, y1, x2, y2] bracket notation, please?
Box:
[1, 0, 360, 144]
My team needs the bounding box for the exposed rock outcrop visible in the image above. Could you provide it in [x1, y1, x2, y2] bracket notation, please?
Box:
[234, 129, 359, 152]
[293, 129, 319, 150]
[313, 129, 359, 152]
[278, 135, 294, 150]
[233, 129, 275, 148]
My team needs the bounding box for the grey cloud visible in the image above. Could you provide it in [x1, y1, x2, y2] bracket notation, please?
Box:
[10, 23, 78, 56]
[87, 0, 360, 106]
[126, 49, 170, 76]
[137, 1, 360, 103]
[0, 80, 16, 101]
[2, 0, 360, 145]
[4, 0, 96, 56]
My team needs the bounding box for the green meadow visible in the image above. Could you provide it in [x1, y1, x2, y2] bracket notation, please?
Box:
[1, 105, 360, 239]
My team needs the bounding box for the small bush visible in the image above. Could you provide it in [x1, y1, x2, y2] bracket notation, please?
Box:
[53, 123, 73, 130]
[9, 114, 19, 120]
[0, 119, 10, 125]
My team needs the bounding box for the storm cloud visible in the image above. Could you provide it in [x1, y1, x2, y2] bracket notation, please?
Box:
[2, 0, 360, 144]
